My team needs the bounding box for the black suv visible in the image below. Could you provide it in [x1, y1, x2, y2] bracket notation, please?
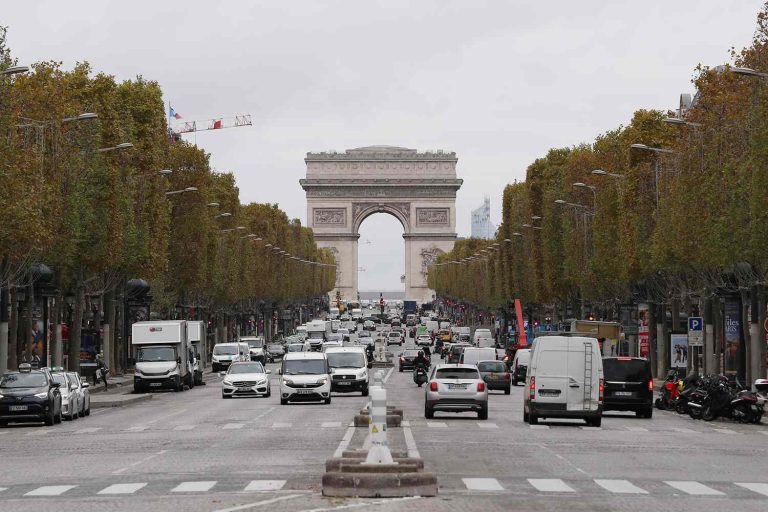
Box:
[602, 357, 653, 418]
[0, 364, 63, 426]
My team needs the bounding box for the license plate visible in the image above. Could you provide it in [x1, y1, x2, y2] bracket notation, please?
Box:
[150, 382, 162, 387]
[448, 384, 467, 390]
[296, 389, 314, 394]
[615, 391, 633, 397]
[337, 381, 351, 386]
[237, 387, 252, 392]
[9, 405, 28, 411]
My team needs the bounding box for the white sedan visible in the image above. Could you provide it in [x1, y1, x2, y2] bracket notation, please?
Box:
[221, 362, 271, 398]
[417, 334, 433, 347]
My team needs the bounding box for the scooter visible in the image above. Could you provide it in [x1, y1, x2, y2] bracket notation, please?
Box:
[413, 366, 428, 387]
[655, 369, 681, 410]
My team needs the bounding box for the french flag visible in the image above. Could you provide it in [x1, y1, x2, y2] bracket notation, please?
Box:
[169, 106, 182, 120]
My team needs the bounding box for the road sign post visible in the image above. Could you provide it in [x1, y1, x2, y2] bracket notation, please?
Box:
[688, 317, 704, 374]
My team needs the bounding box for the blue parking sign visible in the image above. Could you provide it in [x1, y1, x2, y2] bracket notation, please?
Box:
[688, 317, 703, 332]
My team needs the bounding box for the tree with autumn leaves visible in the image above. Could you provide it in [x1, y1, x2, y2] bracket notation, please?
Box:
[0, 29, 335, 373]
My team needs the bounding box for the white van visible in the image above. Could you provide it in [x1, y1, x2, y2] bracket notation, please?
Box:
[473, 328, 493, 346]
[460, 347, 497, 367]
[278, 352, 332, 405]
[523, 336, 603, 427]
[211, 342, 249, 372]
[325, 346, 368, 396]
[426, 320, 439, 334]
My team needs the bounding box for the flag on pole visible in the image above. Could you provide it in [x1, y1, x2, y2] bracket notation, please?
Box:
[169, 106, 182, 120]
[212, 119, 222, 129]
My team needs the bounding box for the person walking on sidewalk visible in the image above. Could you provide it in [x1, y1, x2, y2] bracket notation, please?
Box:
[93, 354, 109, 390]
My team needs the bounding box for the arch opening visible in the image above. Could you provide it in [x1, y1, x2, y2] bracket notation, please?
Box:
[357, 212, 405, 296]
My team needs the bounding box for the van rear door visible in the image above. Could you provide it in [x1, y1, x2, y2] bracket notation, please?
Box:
[534, 348, 569, 406]
[566, 340, 598, 412]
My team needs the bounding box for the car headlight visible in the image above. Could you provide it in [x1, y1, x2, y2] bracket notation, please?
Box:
[34, 392, 48, 399]
[317, 378, 327, 385]
[222, 379, 233, 386]
[134, 369, 142, 376]
[283, 379, 294, 386]
[256, 379, 267, 385]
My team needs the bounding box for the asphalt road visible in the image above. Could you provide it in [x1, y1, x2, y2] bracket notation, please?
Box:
[2, 342, 768, 512]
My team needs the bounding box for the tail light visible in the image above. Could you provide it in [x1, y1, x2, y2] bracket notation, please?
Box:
[529, 376, 535, 401]
[477, 382, 486, 392]
[504, 373, 511, 381]
[648, 380, 654, 392]
[399, 357, 405, 363]
[599, 378, 604, 403]
[429, 381, 438, 392]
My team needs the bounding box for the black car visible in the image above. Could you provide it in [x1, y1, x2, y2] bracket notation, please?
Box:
[0, 364, 63, 426]
[266, 343, 285, 362]
[602, 357, 653, 418]
[398, 349, 421, 372]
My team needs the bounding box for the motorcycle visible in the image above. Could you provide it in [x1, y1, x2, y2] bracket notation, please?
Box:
[655, 369, 682, 410]
[413, 366, 428, 387]
[690, 377, 763, 423]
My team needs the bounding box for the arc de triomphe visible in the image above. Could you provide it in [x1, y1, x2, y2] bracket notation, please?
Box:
[301, 146, 463, 304]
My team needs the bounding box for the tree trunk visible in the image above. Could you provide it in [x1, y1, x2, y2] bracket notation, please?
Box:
[0, 283, 9, 375]
[105, 288, 116, 372]
[52, 293, 63, 367]
[67, 272, 85, 372]
[8, 286, 18, 369]
[25, 281, 34, 363]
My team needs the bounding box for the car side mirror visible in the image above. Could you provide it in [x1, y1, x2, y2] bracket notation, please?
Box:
[218, 371, 226, 377]
[266, 369, 271, 374]
[82, 383, 90, 388]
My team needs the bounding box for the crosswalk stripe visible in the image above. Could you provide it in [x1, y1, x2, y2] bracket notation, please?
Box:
[271, 422, 292, 429]
[124, 426, 147, 432]
[244, 480, 286, 491]
[25, 485, 77, 496]
[98, 483, 147, 495]
[625, 427, 648, 432]
[172, 481, 217, 493]
[529, 425, 550, 430]
[321, 422, 342, 428]
[712, 428, 738, 435]
[427, 422, 447, 428]
[463, 478, 504, 491]
[173, 425, 196, 431]
[736, 482, 768, 497]
[665, 481, 724, 495]
[222, 423, 244, 430]
[401, 420, 410, 427]
[580, 426, 601, 431]
[25, 429, 51, 436]
[478, 422, 498, 429]
[75, 427, 101, 434]
[528, 479, 574, 492]
[673, 427, 700, 434]
[0, 487, 7, 493]
[594, 479, 648, 494]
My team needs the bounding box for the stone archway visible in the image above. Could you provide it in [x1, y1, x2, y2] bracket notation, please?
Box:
[300, 146, 462, 303]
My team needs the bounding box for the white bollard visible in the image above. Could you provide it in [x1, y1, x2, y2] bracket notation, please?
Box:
[373, 370, 384, 389]
[363, 387, 395, 465]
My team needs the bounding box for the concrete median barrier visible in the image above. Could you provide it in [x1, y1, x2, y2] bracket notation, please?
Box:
[322, 471, 438, 498]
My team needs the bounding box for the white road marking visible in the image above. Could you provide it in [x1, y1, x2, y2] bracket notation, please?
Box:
[272, 422, 292, 429]
[529, 425, 550, 430]
[112, 450, 167, 475]
[75, 427, 101, 434]
[403, 426, 420, 459]
[222, 423, 244, 430]
[383, 367, 394, 383]
[673, 427, 699, 434]
[427, 422, 447, 428]
[0, 487, 7, 493]
[25, 485, 76, 496]
[97, 483, 147, 495]
[594, 479, 648, 494]
[212, 494, 302, 512]
[528, 479, 575, 492]
[712, 428, 738, 435]
[145, 407, 188, 425]
[401, 420, 410, 427]
[244, 480, 287, 491]
[0, 431, 8, 435]
[462, 478, 504, 491]
[665, 481, 724, 495]
[25, 429, 52, 436]
[252, 407, 275, 422]
[625, 426, 648, 432]
[333, 425, 357, 458]
[580, 426, 601, 431]
[124, 426, 147, 432]
[759, 431, 768, 436]
[736, 482, 768, 497]
[322, 422, 342, 428]
[172, 481, 217, 493]
[478, 422, 498, 429]
[173, 425, 196, 431]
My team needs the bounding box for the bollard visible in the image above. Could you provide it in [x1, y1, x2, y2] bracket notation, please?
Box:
[373, 370, 384, 389]
[363, 387, 394, 465]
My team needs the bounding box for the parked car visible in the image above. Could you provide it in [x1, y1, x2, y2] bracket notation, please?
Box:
[279, 352, 332, 405]
[0, 364, 62, 426]
[511, 349, 531, 386]
[424, 364, 489, 420]
[602, 357, 653, 418]
[524, 335, 604, 427]
[221, 361, 271, 398]
[399, 349, 421, 372]
[67, 371, 91, 417]
[477, 360, 511, 394]
[51, 371, 80, 421]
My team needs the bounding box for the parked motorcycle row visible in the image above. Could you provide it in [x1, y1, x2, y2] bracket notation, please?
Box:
[656, 370, 767, 424]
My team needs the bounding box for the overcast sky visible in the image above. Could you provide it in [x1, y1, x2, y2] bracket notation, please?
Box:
[3, 1, 763, 290]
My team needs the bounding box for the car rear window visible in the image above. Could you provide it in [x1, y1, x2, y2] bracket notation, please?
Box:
[436, 368, 479, 379]
[603, 359, 651, 382]
[477, 361, 506, 372]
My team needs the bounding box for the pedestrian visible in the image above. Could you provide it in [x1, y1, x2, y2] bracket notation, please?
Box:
[94, 354, 109, 390]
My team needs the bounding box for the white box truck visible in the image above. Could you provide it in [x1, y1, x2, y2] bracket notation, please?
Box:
[132, 320, 193, 392]
[187, 320, 207, 386]
[306, 320, 332, 351]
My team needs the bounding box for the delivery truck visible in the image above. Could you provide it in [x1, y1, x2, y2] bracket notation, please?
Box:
[132, 320, 193, 392]
[187, 320, 207, 386]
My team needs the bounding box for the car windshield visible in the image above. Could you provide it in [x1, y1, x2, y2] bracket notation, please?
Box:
[268, 344, 283, 351]
[1, 372, 48, 388]
[477, 361, 506, 372]
[213, 345, 238, 355]
[403, 350, 420, 357]
[51, 374, 67, 386]
[287, 344, 304, 352]
[603, 359, 651, 382]
[283, 359, 327, 375]
[137, 346, 176, 362]
[67, 373, 80, 386]
[436, 368, 480, 379]
[327, 352, 365, 368]
[229, 363, 264, 374]
[245, 339, 263, 348]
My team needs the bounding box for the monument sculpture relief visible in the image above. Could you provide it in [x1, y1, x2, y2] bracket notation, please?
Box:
[301, 146, 462, 304]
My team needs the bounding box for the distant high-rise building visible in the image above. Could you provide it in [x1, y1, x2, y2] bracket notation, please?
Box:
[471, 196, 495, 239]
